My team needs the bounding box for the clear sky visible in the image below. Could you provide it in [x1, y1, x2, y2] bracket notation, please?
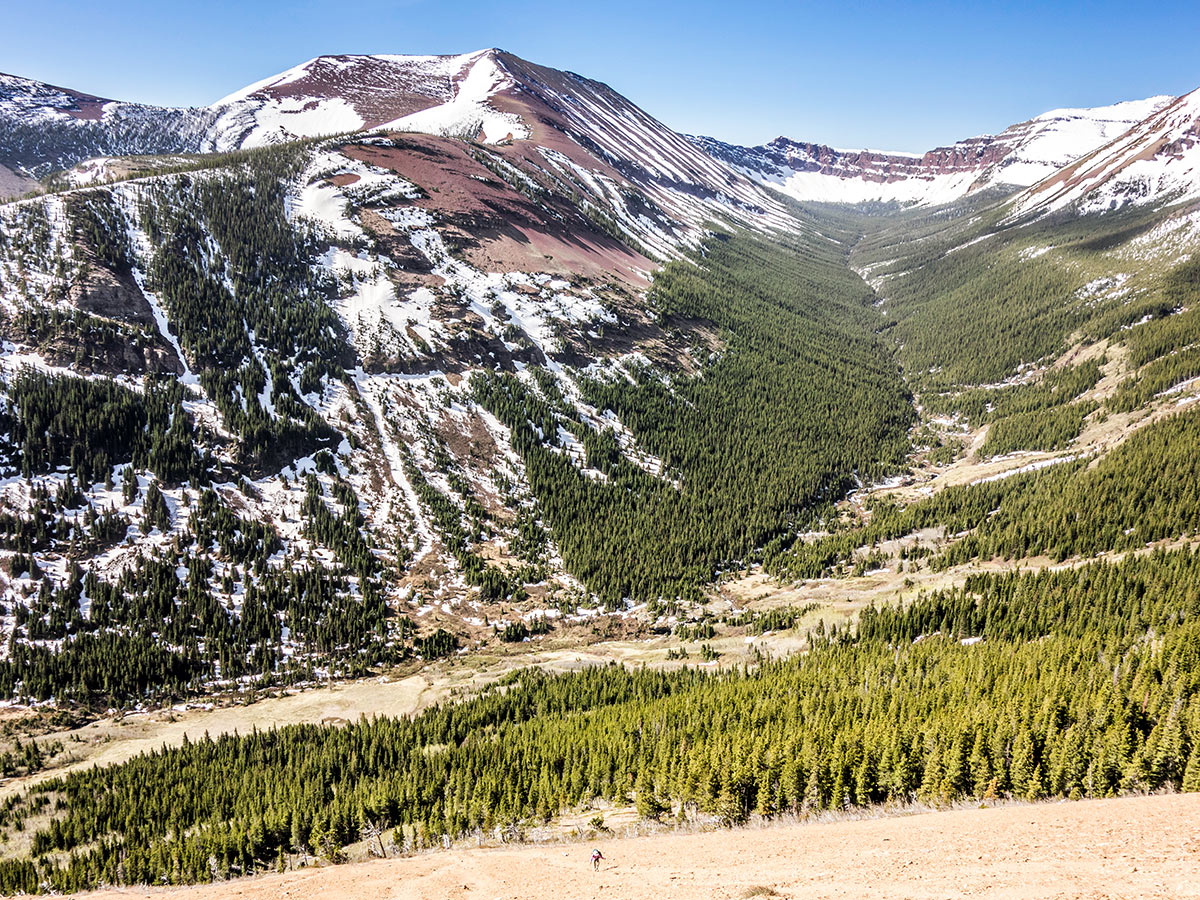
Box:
[4, 0, 1198, 152]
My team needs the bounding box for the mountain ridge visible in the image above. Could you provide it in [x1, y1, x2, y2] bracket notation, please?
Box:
[2, 45, 1200, 896]
[0, 48, 1197, 692]
[1014, 86, 1200, 216]
[694, 94, 1174, 206]
[0, 49, 796, 250]
[1, 52, 1188, 218]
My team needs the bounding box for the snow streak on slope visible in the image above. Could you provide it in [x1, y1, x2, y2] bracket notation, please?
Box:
[378, 52, 529, 143]
[0, 51, 529, 175]
[992, 97, 1172, 187]
[291, 150, 444, 360]
[4, 49, 798, 249]
[0, 73, 216, 176]
[210, 51, 528, 151]
[1016, 88, 1200, 216]
[353, 370, 438, 562]
[291, 145, 616, 362]
[286, 140, 655, 567]
[492, 53, 796, 239]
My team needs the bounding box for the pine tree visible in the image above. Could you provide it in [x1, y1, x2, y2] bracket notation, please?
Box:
[635, 770, 667, 821]
[1010, 728, 1035, 799]
[1182, 743, 1200, 793]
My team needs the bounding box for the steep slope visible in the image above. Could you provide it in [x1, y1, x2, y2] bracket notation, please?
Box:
[0, 73, 217, 178]
[487, 53, 794, 241]
[205, 50, 528, 150]
[208, 48, 797, 252]
[5, 55, 1200, 900]
[231, 49, 797, 250]
[694, 95, 1170, 205]
[0, 138, 667, 703]
[1015, 86, 1200, 215]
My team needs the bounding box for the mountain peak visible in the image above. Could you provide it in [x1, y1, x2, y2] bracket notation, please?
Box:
[205, 50, 523, 148]
[3, 51, 1191, 221]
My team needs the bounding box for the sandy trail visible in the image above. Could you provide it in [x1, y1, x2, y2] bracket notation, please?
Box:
[77, 794, 1200, 900]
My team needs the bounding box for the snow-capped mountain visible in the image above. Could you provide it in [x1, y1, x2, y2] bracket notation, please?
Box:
[7, 51, 1190, 221]
[1015, 87, 1200, 216]
[3, 44, 1200, 740]
[0, 50, 794, 250]
[206, 49, 797, 244]
[205, 50, 529, 150]
[0, 47, 845, 705]
[694, 96, 1172, 206]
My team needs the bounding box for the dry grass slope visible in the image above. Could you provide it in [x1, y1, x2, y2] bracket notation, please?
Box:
[64, 793, 1200, 900]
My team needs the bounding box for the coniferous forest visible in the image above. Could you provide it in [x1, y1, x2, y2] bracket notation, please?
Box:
[0, 91, 1199, 893]
[0, 545, 1197, 892]
[476, 230, 913, 604]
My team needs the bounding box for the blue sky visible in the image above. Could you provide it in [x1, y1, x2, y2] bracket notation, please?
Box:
[5, 0, 1199, 151]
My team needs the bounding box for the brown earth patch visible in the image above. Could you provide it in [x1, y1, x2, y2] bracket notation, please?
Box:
[53, 85, 109, 121]
[2, 245, 183, 378]
[357, 207, 438, 278]
[340, 136, 651, 290]
[248, 55, 449, 129]
[67, 257, 154, 327]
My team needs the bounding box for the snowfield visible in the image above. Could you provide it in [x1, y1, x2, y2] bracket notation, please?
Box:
[1015, 87, 1200, 216]
[378, 51, 529, 143]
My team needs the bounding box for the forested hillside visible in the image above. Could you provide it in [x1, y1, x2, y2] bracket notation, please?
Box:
[0, 131, 920, 708]
[1, 56, 1200, 895]
[476, 231, 911, 604]
[764, 180, 1200, 583]
[2, 544, 1198, 891]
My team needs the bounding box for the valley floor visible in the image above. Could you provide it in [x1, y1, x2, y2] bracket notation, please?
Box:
[70, 794, 1200, 900]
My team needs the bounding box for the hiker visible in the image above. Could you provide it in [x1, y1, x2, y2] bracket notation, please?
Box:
[591, 848, 605, 871]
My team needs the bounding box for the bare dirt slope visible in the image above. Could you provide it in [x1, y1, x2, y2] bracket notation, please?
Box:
[76, 794, 1200, 900]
